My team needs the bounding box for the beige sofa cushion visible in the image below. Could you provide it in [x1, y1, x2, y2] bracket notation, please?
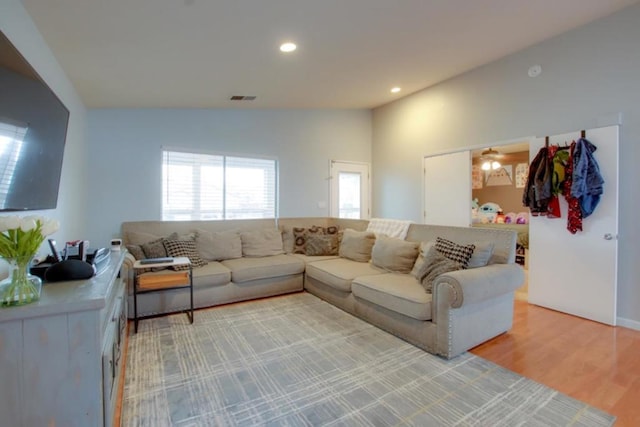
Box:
[352, 273, 432, 321]
[221, 254, 304, 283]
[196, 229, 242, 261]
[371, 235, 419, 273]
[305, 258, 385, 292]
[127, 230, 165, 246]
[339, 229, 376, 262]
[240, 229, 284, 257]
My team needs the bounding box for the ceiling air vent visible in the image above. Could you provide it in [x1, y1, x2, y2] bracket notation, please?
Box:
[230, 95, 256, 101]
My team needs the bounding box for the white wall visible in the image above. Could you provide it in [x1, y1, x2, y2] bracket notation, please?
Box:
[0, 0, 89, 257]
[372, 4, 640, 325]
[86, 108, 371, 245]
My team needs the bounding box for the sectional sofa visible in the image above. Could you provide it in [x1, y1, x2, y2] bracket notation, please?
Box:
[121, 217, 523, 358]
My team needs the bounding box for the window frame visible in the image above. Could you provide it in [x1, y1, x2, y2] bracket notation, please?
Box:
[161, 147, 279, 221]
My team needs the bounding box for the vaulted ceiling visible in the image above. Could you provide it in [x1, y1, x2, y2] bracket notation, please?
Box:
[21, 0, 639, 109]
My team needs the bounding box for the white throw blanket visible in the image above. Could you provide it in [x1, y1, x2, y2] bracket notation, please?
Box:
[366, 218, 413, 240]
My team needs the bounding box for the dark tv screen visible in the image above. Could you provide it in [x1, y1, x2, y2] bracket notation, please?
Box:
[0, 31, 69, 211]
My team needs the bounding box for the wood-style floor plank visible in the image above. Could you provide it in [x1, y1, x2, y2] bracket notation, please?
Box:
[471, 300, 640, 427]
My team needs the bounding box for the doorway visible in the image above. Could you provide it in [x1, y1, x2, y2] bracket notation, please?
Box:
[329, 161, 370, 219]
[470, 142, 530, 300]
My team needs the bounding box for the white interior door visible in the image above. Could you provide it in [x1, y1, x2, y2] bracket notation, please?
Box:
[330, 161, 370, 219]
[423, 151, 471, 226]
[528, 125, 619, 325]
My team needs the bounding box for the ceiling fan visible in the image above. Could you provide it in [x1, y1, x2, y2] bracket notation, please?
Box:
[479, 147, 504, 170]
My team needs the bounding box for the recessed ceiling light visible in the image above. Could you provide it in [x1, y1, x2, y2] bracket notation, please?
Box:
[391, 87, 401, 93]
[280, 42, 297, 53]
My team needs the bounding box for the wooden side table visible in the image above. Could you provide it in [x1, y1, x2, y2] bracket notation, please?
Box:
[133, 256, 194, 333]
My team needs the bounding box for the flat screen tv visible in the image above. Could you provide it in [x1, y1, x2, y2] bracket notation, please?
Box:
[0, 31, 69, 211]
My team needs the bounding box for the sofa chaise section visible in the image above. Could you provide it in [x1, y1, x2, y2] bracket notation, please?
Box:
[302, 223, 524, 359]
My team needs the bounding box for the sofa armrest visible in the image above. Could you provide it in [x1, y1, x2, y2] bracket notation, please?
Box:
[432, 263, 524, 309]
[122, 252, 136, 295]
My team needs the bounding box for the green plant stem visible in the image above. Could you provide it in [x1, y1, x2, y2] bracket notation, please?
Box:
[0, 258, 40, 306]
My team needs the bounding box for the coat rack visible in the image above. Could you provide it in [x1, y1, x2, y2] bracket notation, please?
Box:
[544, 130, 586, 148]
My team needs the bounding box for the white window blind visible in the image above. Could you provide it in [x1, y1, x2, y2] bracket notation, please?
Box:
[162, 150, 277, 221]
[0, 118, 28, 209]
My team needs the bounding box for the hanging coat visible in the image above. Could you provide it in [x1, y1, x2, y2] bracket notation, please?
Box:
[523, 146, 552, 215]
[571, 138, 604, 218]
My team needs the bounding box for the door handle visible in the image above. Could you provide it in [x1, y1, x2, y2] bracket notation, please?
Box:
[604, 233, 615, 240]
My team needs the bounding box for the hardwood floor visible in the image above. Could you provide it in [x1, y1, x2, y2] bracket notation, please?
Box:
[471, 299, 640, 426]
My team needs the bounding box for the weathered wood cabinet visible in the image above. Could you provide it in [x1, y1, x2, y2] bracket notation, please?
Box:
[0, 252, 126, 427]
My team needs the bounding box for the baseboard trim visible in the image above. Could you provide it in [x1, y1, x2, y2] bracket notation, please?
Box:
[617, 316, 640, 331]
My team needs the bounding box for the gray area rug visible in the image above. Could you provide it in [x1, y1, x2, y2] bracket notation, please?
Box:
[123, 292, 614, 426]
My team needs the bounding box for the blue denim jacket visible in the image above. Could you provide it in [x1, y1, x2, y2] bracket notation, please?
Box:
[570, 138, 604, 218]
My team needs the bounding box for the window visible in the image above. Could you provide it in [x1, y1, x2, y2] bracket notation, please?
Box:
[162, 149, 277, 221]
[329, 161, 370, 219]
[0, 118, 28, 209]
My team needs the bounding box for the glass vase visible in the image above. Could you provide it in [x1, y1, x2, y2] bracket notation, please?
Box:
[0, 255, 42, 307]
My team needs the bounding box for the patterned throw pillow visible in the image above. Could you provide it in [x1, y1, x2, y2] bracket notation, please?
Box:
[163, 239, 208, 271]
[435, 237, 475, 269]
[305, 234, 339, 256]
[416, 246, 463, 293]
[292, 226, 326, 254]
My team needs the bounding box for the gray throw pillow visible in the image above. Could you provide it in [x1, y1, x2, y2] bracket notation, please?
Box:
[371, 235, 419, 273]
[130, 232, 186, 272]
[410, 240, 435, 278]
[141, 238, 168, 259]
[416, 246, 463, 293]
[467, 241, 495, 268]
[126, 244, 146, 261]
[339, 229, 376, 262]
[126, 244, 152, 273]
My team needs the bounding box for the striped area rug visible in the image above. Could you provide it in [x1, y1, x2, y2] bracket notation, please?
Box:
[122, 292, 615, 426]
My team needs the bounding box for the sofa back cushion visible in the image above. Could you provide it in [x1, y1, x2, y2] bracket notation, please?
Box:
[405, 223, 516, 264]
[241, 229, 284, 257]
[196, 229, 242, 261]
[339, 229, 376, 262]
[371, 235, 419, 273]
